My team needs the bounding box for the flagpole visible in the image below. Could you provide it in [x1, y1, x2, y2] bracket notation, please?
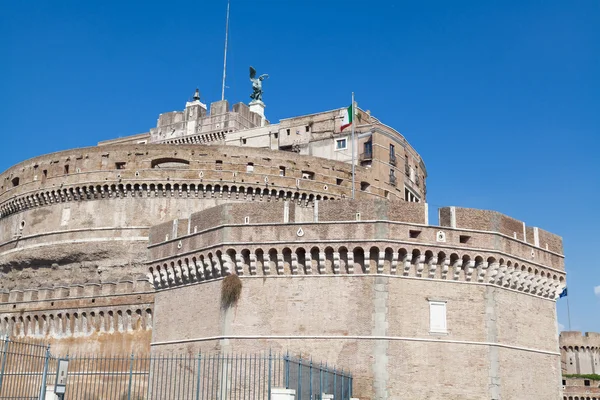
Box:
[566, 294, 572, 330]
[351, 92, 355, 199]
[221, 0, 231, 101]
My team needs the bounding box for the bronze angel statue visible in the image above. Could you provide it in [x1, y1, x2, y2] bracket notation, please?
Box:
[249, 66, 269, 102]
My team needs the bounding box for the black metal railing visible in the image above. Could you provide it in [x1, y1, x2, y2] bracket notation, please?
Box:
[359, 150, 373, 161]
[0, 336, 353, 400]
[389, 174, 397, 186]
[389, 153, 397, 166]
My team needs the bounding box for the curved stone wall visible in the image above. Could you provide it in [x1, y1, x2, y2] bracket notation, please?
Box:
[0, 279, 154, 355]
[147, 199, 565, 399]
[0, 144, 393, 288]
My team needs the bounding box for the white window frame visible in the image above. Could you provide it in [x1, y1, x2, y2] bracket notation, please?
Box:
[335, 138, 347, 150]
[428, 299, 447, 334]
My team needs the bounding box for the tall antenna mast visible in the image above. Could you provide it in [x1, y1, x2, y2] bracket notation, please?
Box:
[221, 0, 231, 101]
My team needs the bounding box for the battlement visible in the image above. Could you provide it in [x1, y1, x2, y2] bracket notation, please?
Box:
[0, 278, 152, 305]
[0, 143, 398, 221]
[150, 200, 563, 257]
[439, 207, 563, 254]
[146, 199, 564, 301]
[560, 331, 600, 349]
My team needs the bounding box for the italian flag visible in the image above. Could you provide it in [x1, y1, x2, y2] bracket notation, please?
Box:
[340, 105, 353, 131]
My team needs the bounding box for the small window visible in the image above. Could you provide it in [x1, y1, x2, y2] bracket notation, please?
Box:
[301, 171, 314, 180]
[274, 132, 278, 139]
[215, 160, 223, 170]
[562, 379, 566, 386]
[336, 178, 343, 185]
[242, 138, 247, 145]
[409, 230, 421, 239]
[336, 139, 347, 150]
[246, 162, 254, 173]
[585, 380, 590, 386]
[64, 165, 69, 175]
[42, 170, 48, 182]
[115, 162, 126, 170]
[11, 177, 19, 187]
[286, 129, 290, 136]
[360, 181, 370, 191]
[305, 125, 310, 132]
[279, 167, 286, 177]
[390, 144, 395, 157]
[429, 301, 447, 334]
[460, 235, 471, 244]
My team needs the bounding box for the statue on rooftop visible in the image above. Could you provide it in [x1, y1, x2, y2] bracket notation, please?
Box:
[249, 66, 269, 103]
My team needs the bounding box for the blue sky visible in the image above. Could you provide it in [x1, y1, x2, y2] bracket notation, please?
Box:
[1, 1, 599, 332]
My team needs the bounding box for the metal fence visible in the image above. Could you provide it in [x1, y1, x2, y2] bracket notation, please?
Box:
[0, 337, 53, 400]
[0, 336, 353, 400]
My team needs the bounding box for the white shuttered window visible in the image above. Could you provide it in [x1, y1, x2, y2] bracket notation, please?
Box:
[429, 301, 447, 334]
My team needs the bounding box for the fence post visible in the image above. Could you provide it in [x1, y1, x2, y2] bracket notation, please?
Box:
[38, 345, 51, 400]
[341, 368, 344, 400]
[309, 358, 313, 400]
[298, 355, 302, 400]
[0, 336, 9, 395]
[319, 361, 323, 399]
[284, 351, 289, 389]
[333, 366, 337, 399]
[127, 353, 134, 400]
[195, 352, 202, 400]
[268, 350, 272, 400]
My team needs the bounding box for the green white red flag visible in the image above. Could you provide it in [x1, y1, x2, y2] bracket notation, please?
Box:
[341, 105, 353, 131]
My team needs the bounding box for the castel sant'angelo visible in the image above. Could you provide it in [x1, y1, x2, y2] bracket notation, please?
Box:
[0, 73, 569, 399]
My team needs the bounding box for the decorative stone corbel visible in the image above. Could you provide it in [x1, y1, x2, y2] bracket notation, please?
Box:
[181, 261, 190, 282]
[249, 254, 257, 275]
[203, 257, 213, 279]
[477, 262, 488, 283]
[488, 262, 500, 284]
[221, 254, 234, 276]
[441, 259, 450, 280]
[173, 263, 182, 284]
[402, 254, 411, 276]
[452, 259, 462, 280]
[291, 253, 298, 275]
[378, 251, 385, 274]
[347, 252, 355, 274]
[318, 251, 326, 274]
[276, 253, 285, 275]
[390, 252, 399, 274]
[464, 260, 475, 282]
[194, 258, 205, 280]
[333, 252, 341, 274]
[235, 254, 245, 275]
[428, 256, 438, 279]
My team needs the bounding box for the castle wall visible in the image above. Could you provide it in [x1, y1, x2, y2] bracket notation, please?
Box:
[1, 145, 400, 289]
[0, 279, 154, 355]
[147, 199, 565, 399]
[151, 275, 561, 399]
[560, 331, 600, 375]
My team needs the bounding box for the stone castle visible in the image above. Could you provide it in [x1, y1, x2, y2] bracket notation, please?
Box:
[0, 89, 567, 399]
[559, 331, 600, 400]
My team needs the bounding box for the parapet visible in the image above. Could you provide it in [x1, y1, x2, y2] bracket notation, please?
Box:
[439, 206, 563, 254]
[560, 331, 600, 349]
[148, 200, 427, 246]
[0, 278, 152, 305]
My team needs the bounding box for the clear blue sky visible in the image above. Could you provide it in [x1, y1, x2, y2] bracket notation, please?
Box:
[1, 1, 599, 332]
